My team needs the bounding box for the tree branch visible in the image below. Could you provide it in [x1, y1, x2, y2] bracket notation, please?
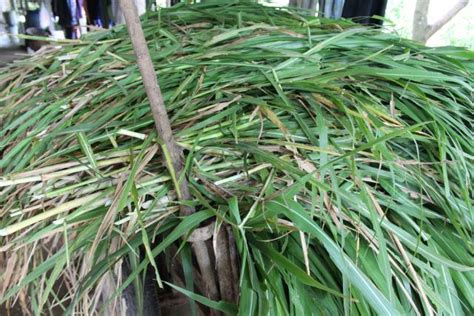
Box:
[117, 0, 180, 182]
[412, 0, 430, 42]
[427, 0, 469, 39]
[117, 0, 220, 311]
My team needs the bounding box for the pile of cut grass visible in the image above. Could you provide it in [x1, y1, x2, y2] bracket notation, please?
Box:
[0, 2, 473, 315]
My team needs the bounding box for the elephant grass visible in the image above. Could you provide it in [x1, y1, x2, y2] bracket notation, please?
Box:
[0, 2, 473, 315]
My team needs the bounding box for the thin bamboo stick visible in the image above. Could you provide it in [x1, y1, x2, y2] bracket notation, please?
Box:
[117, 0, 224, 310]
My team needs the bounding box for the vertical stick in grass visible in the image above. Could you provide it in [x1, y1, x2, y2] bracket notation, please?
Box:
[117, 0, 221, 311]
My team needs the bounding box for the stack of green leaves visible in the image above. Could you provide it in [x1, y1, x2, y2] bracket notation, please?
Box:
[0, 2, 473, 315]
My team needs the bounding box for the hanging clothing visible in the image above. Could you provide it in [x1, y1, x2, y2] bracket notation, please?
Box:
[52, 0, 83, 27]
[85, 0, 104, 27]
[39, 0, 55, 32]
[63, 25, 79, 39]
[52, 0, 84, 39]
[341, 0, 388, 25]
[289, 0, 317, 12]
[332, 0, 345, 18]
[319, 0, 346, 19]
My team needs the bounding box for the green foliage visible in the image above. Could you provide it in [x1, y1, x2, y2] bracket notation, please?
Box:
[0, 2, 473, 315]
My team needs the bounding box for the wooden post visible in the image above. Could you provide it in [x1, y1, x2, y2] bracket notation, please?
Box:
[117, 0, 221, 313]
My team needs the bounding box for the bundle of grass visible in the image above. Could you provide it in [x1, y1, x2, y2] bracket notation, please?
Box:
[1, 2, 473, 315]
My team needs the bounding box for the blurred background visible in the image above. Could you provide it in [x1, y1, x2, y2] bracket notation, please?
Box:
[385, 0, 473, 48]
[0, 0, 472, 64]
[266, 0, 473, 48]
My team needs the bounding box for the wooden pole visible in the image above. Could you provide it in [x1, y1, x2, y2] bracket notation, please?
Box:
[117, 0, 184, 192]
[117, 0, 220, 311]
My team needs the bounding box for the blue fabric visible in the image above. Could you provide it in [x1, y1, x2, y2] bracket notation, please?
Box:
[25, 9, 41, 28]
[52, 0, 83, 27]
[319, 0, 345, 18]
[333, 0, 345, 18]
[324, 0, 333, 18]
[86, 0, 104, 27]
